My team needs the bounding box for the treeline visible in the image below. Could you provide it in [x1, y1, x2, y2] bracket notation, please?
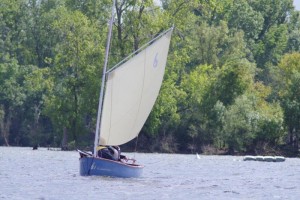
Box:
[1, 0, 300, 156]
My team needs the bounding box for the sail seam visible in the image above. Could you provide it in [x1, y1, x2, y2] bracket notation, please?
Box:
[131, 46, 147, 141]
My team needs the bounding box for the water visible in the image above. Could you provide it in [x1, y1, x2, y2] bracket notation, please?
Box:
[0, 147, 299, 200]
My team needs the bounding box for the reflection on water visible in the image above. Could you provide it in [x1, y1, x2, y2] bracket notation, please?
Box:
[0, 147, 299, 200]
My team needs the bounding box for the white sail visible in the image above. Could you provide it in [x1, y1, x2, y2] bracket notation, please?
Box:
[99, 29, 173, 145]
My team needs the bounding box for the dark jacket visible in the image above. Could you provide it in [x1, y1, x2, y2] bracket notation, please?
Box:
[97, 146, 120, 161]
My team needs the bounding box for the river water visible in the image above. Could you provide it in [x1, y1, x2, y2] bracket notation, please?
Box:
[0, 147, 299, 200]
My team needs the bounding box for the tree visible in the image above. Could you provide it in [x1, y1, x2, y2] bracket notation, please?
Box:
[65, 0, 111, 21]
[221, 92, 284, 154]
[179, 64, 215, 151]
[286, 11, 300, 52]
[0, 0, 26, 63]
[247, 0, 294, 69]
[22, 66, 53, 146]
[276, 53, 300, 151]
[19, 0, 64, 68]
[43, 7, 104, 148]
[0, 59, 26, 146]
[226, 0, 263, 41]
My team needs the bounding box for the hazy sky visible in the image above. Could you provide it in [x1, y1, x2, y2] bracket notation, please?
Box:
[294, 0, 300, 10]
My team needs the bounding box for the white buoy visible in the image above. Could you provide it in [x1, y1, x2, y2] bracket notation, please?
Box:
[243, 155, 285, 162]
[256, 156, 264, 161]
[243, 156, 256, 161]
[275, 156, 285, 162]
[263, 156, 275, 162]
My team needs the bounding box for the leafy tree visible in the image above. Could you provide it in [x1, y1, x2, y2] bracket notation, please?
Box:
[0, 59, 26, 146]
[1, 0, 299, 155]
[43, 7, 104, 147]
[286, 11, 300, 52]
[221, 92, 284, 154]
[179, 64, 215, 151]
[188, 22, 229, 67]
[247, 0, 293, 68]
[22, 67, 53, 146]
[276, 53, 300, 151]
[192, 0, 233, 25]
[173, 13, 255, 152]
[226, 0, 263, 41]
[65, 0, 111, 21]
[0, 0, 26, 63]
[19, 0, 64, 68]
[110, 0, 171, 64]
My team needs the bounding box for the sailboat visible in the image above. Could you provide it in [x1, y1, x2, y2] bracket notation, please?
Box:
[78, 0, 173, 178]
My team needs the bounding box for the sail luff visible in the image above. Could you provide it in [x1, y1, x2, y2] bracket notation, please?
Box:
[93, 0, 116, 156]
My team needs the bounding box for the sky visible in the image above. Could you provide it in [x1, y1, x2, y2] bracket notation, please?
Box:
[294, 0, 300, 10]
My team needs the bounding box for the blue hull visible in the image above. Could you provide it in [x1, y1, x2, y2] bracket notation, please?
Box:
[78, 151, 143, 178]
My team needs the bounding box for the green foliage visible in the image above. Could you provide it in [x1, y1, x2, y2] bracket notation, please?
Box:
[0, 59, 47, 146]
[276, 53, 300, 148]
[188, 21, 251, 70]
[247, 0, 293, 68]
[226, 0, 264, 40]
[43, 7, 104, 144]
[287, 11, 300, 52]
[0, 60, 26, 107]
[221, 94, 284, 153]
[212, 60, 254, 106]
[144, 77, 183, 136]
[255, 24, 288, 67]
[65, 0, 111, 21]
[0, 60, 26, 146]
[189, 22, 229, 67]
[0, 0, 299, 155]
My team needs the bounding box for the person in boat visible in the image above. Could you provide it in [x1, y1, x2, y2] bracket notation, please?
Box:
[97, 145, 128, 161]
[32, 144, 38, 150]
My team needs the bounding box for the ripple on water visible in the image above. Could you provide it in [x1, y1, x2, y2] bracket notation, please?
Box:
[0, 147, 300, 200]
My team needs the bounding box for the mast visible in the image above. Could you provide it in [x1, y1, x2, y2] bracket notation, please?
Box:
[93, 0, 116, 156]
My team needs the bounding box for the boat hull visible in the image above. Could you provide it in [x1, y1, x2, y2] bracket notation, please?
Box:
[79, 152, 143, 178]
